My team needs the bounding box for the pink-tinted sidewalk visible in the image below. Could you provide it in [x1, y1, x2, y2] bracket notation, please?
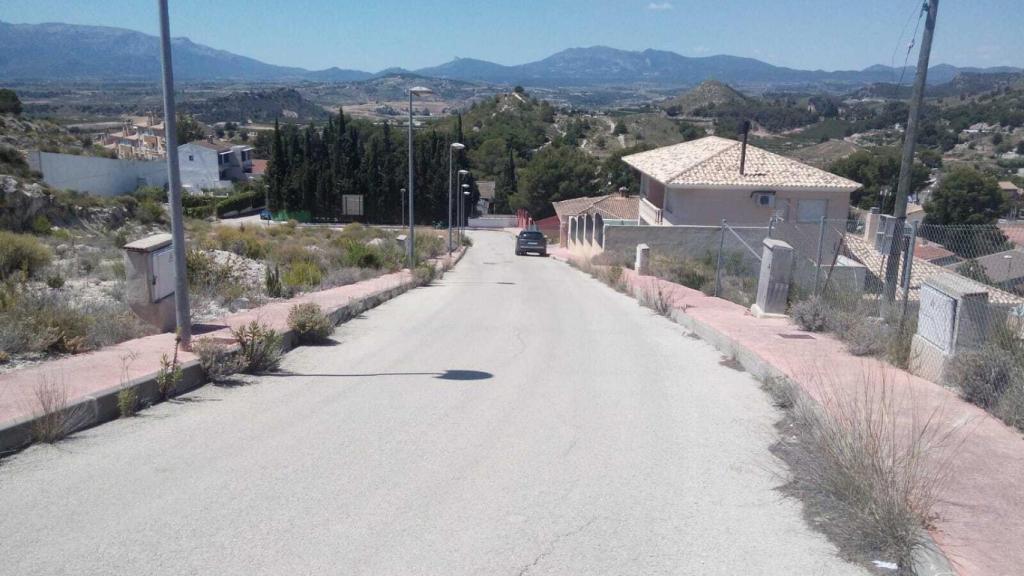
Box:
[552, 246, 1024, 576]
[0, 249, 463, 450]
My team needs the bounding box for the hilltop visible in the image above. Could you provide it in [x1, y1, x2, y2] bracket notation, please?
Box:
[179, 88, 329, 124]
[660, 80, 749, 116]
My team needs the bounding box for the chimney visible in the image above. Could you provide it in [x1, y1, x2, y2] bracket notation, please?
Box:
[618, 186, 629, 198]
[738, 120, 751, 175]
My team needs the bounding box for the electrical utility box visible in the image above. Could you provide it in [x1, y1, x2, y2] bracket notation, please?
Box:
[150, 246, 175, 303]
[123, 233, 177, 331]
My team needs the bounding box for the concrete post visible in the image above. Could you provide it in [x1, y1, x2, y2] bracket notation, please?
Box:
[863, 207, 881, 242]
[752, 238, 794, 318]
[635, 243, 650, 276]
[123, 233, 177, 332]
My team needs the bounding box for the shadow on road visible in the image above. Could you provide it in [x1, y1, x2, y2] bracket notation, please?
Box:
[264, 369, 493, 381]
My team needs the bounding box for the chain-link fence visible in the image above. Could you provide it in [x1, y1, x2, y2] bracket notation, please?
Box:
[774, 215, 1024, 433]
[646, 221, 769, 308]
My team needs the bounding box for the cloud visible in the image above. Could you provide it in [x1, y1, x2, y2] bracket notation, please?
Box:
[647, 2, 673, 11]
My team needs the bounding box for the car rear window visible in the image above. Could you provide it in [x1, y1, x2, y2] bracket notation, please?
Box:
[521, 232, 544, 239]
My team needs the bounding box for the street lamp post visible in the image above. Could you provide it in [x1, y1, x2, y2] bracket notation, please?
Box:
[461, 182, 470, 246]
[457, 170, 469, 245]
[407, 86, 433, 267]
[399, 188, 406, 227]
[448, 142, 465, 254]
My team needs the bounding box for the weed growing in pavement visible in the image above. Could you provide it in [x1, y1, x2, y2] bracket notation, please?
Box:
[192, 337, 246, 382]
[638, 282, 676, 317]
[155, 338, 183, 399]
[288, 303, 333, 344]
[30, 374, 85, 443]
[764, 371, 961, 573]
[116, 352, 139, 417]
[231, 321, 282, 374]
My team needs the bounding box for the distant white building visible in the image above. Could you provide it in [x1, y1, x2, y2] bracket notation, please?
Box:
[178, 141, 254, 194]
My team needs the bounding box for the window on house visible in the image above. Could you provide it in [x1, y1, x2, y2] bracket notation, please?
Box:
[796, 199, 828, 223]
[188, 155, 194, 161]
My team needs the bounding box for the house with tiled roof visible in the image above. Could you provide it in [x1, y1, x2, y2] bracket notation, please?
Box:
[551, 193, 640, 247]
[622, 136, 860, 227]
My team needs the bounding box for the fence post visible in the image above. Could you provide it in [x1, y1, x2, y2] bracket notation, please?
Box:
[715, 219, 727, 297]
[813, 216, 826, 296]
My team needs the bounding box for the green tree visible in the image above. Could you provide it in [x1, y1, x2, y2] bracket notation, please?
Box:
[175, 113, 205, 145]
[601, 144, 652, 194]
[512, 144, 598, 218]
[492, 145, 517, 214]
[924, 166, 1007, 226]
[0, 89, 22, 115]
[612, 121, 628, 135]
[828, 148, 929, 211]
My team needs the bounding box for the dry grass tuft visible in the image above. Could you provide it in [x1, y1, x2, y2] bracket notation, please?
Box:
[30, 374, 86, 443]
[638, 281, 677, 317]
[766, 372, 961, 573]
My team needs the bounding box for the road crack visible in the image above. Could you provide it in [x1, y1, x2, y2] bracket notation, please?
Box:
[514, 517, 599, 576]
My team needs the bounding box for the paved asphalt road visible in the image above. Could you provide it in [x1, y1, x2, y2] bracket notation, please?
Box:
[0, 230, 867, 576]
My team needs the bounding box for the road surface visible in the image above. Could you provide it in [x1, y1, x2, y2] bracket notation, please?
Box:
[0, 230, 866, 575]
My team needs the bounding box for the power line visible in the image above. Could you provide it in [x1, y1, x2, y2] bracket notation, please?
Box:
[890, 1, 928, 97]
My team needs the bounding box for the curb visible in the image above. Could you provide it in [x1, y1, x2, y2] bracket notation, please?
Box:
[553, 252, 957, 576]
[0, 248, 467, 456]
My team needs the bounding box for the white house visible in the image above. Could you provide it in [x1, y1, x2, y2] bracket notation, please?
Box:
[178, 141, 254, 194]
[622, 136, 860, 227]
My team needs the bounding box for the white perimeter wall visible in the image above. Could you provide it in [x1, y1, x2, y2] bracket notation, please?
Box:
[29, 151, 168, 196]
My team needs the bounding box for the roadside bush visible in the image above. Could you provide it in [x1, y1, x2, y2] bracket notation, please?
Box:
[650, 254, 715, 293]
[31, 214, 52, 235]
[461, 235, 473, 247]
[135, 198, 166, 225]
[46, 272, 66, 289]
[192, 337, 246, 380]
[791, 297, 829, 332]
[639, 282, 677, 317]
[945, 345, 1017, 409]
[211, 225, 268, 259]
[231, 320, 282, 373]
[215, 190, 264, 217]
[341, 240, 383, 269]
[288, 303, 333, 344]
[117, 387, 138, 418]
[31, 376, 85, 443]
[282, 260, 323, 291]
[769, 375, 958, 570]
[0, 230, 52, 280]
[413, 263, 436, 286]
[186, 248, 248, 304]
[414, 234, 445, 261]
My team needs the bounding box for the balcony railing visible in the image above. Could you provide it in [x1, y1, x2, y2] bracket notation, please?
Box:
[639, 197, 665, 225]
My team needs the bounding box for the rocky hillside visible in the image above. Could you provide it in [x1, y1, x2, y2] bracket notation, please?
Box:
[179, 88, 329, 123]
[661, 80, 749, 116]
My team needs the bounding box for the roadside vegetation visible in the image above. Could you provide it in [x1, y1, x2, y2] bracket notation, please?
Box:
[763, 374, 959, 575]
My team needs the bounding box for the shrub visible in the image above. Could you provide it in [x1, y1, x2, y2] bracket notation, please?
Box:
[650, 254, 715, 292]
[215, 190, 264, 217]
[30, 375, 85, 443]
[414, 234, 445, 261]
[413, 263, 436, 286]
[192, 337, 246, 380]
[0, 350, 9, 364]
[117, 387, 138, 418]
[945, 346, 1017, 409]
[639, 282, 676, 317]
[231, 321, 282, 373]
[0, 230, 52, 280]
[288, 303, 333, 344]
[283, 260, 323, 291]
[461, 235, 473, 247]
[212, 225, 268, 259]
[342, 240, 383, 269]
[135, 198, 166, 225]
[791, 297, 829, 332]
[31, 214, 52, 235]
[156, 347, 183, 399]
[46, 273, 65, 289]
[265, 264, 283, 297]
[772, 375, 958, 570]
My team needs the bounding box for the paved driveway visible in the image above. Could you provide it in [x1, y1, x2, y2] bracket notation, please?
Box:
[0, 230, 866, 575]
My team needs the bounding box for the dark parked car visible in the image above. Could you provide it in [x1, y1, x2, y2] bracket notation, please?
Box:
[515, 230, 547, 256]
[259, 209, 273, 221]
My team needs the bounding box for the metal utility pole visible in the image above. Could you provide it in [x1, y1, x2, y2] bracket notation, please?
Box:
[156, 0, 191, 347]
[883, 0, 939, 306]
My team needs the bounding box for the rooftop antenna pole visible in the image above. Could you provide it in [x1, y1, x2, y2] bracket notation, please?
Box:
[156, 0, 192, 348]
[884, 0, 939, 307]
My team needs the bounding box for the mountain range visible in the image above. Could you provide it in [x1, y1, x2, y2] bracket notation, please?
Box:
[1, 20, 1020, 89]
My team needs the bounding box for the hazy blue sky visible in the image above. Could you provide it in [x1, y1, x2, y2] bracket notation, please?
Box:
[4, 0, 1022, 72]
